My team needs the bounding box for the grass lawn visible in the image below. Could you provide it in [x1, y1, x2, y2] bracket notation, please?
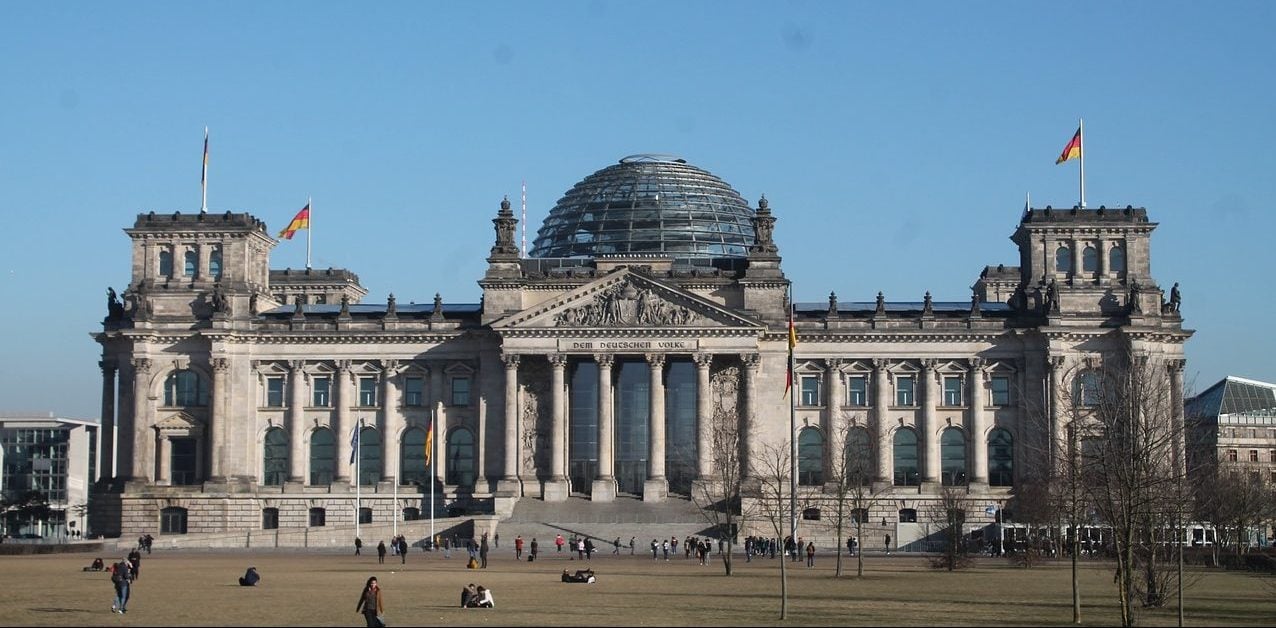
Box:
[6, 548, 1274, 626]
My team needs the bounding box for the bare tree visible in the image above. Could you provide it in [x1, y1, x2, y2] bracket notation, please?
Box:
[691, 398, 748, 576]
[922, 486, 974, 570]
[1075, 349, 1192, 627]
[1195, 463, 1276, 559]
[751, 439, 815, 621]
[823, 411, 890, 577]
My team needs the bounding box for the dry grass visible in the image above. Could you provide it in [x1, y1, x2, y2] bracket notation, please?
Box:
[6, 548, 1275, 626]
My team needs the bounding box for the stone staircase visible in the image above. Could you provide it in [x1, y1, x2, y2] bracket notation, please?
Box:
[495, 495, 720, 550]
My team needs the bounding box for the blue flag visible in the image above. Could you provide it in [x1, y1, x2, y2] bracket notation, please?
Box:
[349, 425, 360, 465]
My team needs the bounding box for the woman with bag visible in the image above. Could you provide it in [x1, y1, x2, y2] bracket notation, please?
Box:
[356, 576, 384, 627]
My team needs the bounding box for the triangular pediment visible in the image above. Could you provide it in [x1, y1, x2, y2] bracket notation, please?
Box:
[491, 269, 763, 332]
[155, 412, 203, 431]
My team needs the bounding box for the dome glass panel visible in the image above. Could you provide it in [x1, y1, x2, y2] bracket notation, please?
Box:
[530, 155, 756, 259]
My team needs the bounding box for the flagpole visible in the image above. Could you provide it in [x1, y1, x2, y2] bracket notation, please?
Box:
[1078, 118, 1086, 209]
[306, 195, 312, 270]
[355, 418, 361, 542]
[393, 467, 398, 539]
[429, 407, 436, 547]
[200, 127, 209, 214]
[788, 283, 798, 546]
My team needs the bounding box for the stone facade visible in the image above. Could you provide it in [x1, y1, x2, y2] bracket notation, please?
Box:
[93, 162, 1191, 548]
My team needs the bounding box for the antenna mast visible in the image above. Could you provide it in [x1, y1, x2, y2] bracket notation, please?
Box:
[521, 179, 527, 258]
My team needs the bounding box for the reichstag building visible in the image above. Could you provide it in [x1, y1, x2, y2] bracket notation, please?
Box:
[91, 154, 1191, 542]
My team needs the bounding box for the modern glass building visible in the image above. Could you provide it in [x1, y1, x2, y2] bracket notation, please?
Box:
[0, 413, 99, 539]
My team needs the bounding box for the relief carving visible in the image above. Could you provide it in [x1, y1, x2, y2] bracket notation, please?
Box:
[519, 360, 551, 476]
[554, 281, 698, 327]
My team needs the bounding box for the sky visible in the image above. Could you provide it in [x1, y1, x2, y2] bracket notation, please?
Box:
[2, 1, 1273, 419]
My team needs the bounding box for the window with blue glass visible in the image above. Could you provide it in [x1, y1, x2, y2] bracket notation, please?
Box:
[943, 376, 963, 406]
[309, 428, 334, 485]
[184, 249, 197, 276]
[990, 376, 1010, 406]
[1082, 245, 1098, 272]
[404, 376, 424, 407]
[158, 249, 174, 277]
[164, 370, 208, 406]
[989, 429, 1013, 487]
[359, 377, 377, 407]
[311, 376, 330, 407]
[895, 375, 915, 406]
[209, 248, 222, 279]
[265, 377, 285, 407]
[800, 375, 821, 407]
[798, 427, 824, 485]
[1074, 371, 1101, 407]
[450, 377, 471, 406]
[847, 375, 868, 406]
[262, 427, 288, 486]
[1055, 245, 1072, 274]
[893, 428, 919, 486]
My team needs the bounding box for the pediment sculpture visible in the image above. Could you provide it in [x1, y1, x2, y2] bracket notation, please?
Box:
[554, 281, 699, 327]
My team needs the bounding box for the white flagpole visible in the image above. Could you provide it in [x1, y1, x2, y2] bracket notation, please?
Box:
[200, 127, 209, 214]
[306, 195, 312, 270]
[355, 419, 361, 541]
[1078, 118, 1086, 209]
[393, 457, 398, 539]
[788, 283, 798, 546]
[429, 406, 436, 548]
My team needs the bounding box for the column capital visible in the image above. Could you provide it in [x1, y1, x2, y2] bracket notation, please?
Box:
[1048, 355, 1066, 370]
[594, 354, 615, 368]
[99, 359, 117, 374]
[741, 353, 760, 370]
[968, 357, 984, 370]
[645, 353, 667, 369]
[212, 357, 231, 373]
[131, 357, 152, 373]
[501, 353, 521, 369]
[692, 352, 713, 369]
[825, 357, 844, 370]
[919, 358, 937, 371]
[287, 359, 305, 372]
[549, 354, 568, 368]
[381, 358, 401, 374]
[336, 359, 352, 372]
[872, 358, 891, 371]
[1166, 358, 1187, 374]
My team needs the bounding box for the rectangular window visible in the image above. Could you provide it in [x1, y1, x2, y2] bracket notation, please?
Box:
[1270, 450, 1276, 464]
[943, 376, 963, 406]
[990, 376, 1011, 406]
[450, 377, 470, 406]
[312, 376, 330, 407]
[404, 377, 424, 407]
[1250, 450, 1259, 462]
[847, 376, 868, 406]
[265, 377, 284, 407]
[359, 377, 378, 407]
[895, 375, 915, 406]
[800, 375, 821, 407]
[1227, 449, 1238, 462]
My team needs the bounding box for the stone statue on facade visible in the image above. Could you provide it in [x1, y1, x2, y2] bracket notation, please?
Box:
[1127, 280, 1142, 314]
[555, 281, 697, 327]
[491, 196, 519, 256]
[1168, 282, 1181, 313]
[249, 292, 259, 315]
[1044, 279, 1059, 314]
[210, 283, 228, 314]
[106, 287, 125, 320]
[386, 293, 397, 317]
[749, 195, 779, 255]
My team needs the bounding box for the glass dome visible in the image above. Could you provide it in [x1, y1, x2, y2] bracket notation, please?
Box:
[530, 154, 757, 259]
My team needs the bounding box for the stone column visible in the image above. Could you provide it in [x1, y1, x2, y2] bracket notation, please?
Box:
[1048, 356, 1065, 477]
[335, 362, 353, 483]
[209, 358, 228, 482]
[592, 354, 617, 501]
[381, 360, 401, 484]
[826, 358, 844, 488]
[1097, 238, 1109, 282]
[644, 353, 668, 502]
[498, 354, 521, 493]
[920, 359, 939, 487]
[968, 358, 988, 489]
[741, 354, 760, 482]
[693, 353, 713, 480]
[544, 355, 570, 501]
[99, 360, 117, 481]
[872, 359, 891, 488]
[1168, 359, 1187, 476]
[430, 364, 446, 486]
[287, 360, 306, 484]
[129, 358, 152, 482]
[157, 435, 171, 485]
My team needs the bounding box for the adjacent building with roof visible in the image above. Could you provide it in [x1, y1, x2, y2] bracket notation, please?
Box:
[90, 154, 1192, 547]
[0, 413, 100, 539]
[1187, 376, 1276, 484]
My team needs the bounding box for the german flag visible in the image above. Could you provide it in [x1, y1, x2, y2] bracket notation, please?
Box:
[278, 204, 310, 240]
[783, 304, 797, 397]
[1056, 127, 1082, 164]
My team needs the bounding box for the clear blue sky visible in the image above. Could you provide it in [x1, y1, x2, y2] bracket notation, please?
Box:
[2, 1, 1272, 419]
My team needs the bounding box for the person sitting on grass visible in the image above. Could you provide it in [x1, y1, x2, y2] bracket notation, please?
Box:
[561, 569, 596, 583]
[238, 566, 260, 586]
[461, 583, 477, 608]
[85, 557, 104, 572]
[474, 585, 495, 608]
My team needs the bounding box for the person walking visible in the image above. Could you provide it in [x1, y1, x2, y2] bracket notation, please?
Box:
[377, 541, 387, 564]
[514, 535, 524, 560]
[355, 576, 384, 627]
[479, 536, 489, 568]
[629, 536, 636, 555]
[576, 537, 585, 560]
[612, 537, 621, 555]
[885, 534, 892, 555]
[530, 538, 539, 561]
[805, 541, 816, 568]
[555, 533, 565, 553]
[494, 532, 500, 549]
[110, 556, 132, 614]
[399, 537, 408, 565]
[127, 547, 142, 581]
[355, 537, 363, 556]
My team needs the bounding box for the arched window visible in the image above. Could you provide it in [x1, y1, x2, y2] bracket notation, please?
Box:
[1055, 245, 1072, 274]
[940, 428, 967, 486]
[309, 428, 334, 485]
[164, 370, 208, 407]
[447, 428, 476, 489]
[400, 426, 428, 486]
[1109, 246, 1126, 273]
[1082, 246, 1098, 272]
[262, 427, 288, 486]
[989, 428, 1014, 487]
[358, 427, 382, 486]
[844, 427, 873, 486]
[184, 249, 198, 277]
[1074, 370, 1102, 407]
[798, 427, 824, 486]
[159, 249, 174, 277]
[402, 507, 420, 521]
[160, 506, 188, 534]
[209, 248, 222, 279]
[893, 428, 919, 486]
